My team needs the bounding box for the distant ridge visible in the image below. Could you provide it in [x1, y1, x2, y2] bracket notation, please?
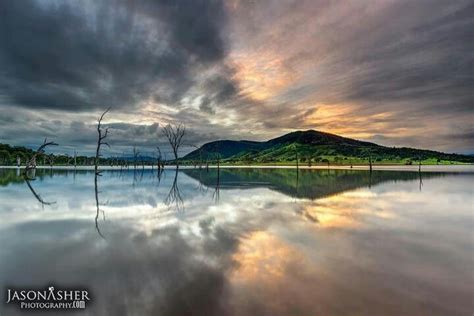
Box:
[182, 130, 474, 164]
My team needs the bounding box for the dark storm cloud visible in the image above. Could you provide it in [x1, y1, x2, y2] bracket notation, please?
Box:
[199, 96, 216, 114]
[0, 0, 472, 153]
[343, 2, 474, 113]
[0, 0, 229, 111]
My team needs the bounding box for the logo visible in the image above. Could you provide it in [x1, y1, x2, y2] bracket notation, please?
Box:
[5, 286, 91, 310]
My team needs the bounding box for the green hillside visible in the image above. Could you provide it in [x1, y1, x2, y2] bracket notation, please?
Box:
[182, 130, 474, 165]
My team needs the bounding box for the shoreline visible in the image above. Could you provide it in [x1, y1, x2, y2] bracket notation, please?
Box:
[1, 164, 474, 173]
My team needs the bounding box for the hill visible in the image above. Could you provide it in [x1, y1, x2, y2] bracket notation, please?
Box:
[182, 130, 474, 165]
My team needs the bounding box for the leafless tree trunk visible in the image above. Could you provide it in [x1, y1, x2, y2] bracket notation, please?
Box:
[212, 142, 221, 170]
[95, 108, 111, 176]
[24, 139, 58, 176]
[294, 146, 299, 170]
[22, 139, 58, 206]
[133, 146, 140, 170]
[156, 145, 164, 171]
[162, 123, 186, 168]
[48, 154, 54, 168]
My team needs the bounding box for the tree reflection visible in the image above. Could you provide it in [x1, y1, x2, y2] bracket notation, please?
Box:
[22, 139, 58, 206]
[419, 171, 423, 191]
[213, 167, 220, 203]
[94, 172, 106, 239]
[24, 170, 56, 206]
[165, 168, 184, 212]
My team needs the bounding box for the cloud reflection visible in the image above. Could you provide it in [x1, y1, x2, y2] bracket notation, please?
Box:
[0, 169, 472, 315]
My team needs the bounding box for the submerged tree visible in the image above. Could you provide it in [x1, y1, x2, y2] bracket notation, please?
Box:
[95, 108, 111, 176]
[294, 145, 299, 170]
[24, 138, 58, 175]
[132, 146, 140, 170]
[93, 108, 111, 238]
[156, 146, 161, 168]
[162, 123, 186, 168]
[23, 139, 58, 206]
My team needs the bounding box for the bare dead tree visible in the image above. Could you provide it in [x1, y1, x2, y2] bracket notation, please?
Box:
[92, 108, 110, 237]
[294, 145, 299, 171]
[214, 143, 221, 171]
[132, 146, 140, 170]
[156, 145, 162, 168]
[22, 139, 58, 206]
[48, 154, 54, 169]
[162, 123, 186, 168]
[24, 138, 58, 177]
[368, 149, 373, 173]
[95, 108, 111, 175]
[156, 145, 166, 173]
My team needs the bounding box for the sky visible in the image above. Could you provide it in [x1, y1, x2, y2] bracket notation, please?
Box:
[0, 0, 473, 157]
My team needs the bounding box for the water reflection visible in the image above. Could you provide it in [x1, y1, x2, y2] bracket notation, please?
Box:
[23, 168, 56, 206]
[94, 171, 106, 239]
[182, 168, 445, 200]
[0, 167, 472, 315]
[165, 169, 184, 213]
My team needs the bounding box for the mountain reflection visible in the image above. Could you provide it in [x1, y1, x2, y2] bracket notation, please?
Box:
[183, 168, 446, 200]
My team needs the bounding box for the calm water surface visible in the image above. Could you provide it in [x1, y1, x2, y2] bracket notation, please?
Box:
[0, 168, 472, 315]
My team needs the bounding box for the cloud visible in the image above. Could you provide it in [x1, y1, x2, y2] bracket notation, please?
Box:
[223, 0, 474, 151]
[0, 0, 230, 111]
[0, 0, 472, 153]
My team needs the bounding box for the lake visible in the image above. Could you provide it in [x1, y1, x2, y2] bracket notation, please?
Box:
[0, 167, 472, 315]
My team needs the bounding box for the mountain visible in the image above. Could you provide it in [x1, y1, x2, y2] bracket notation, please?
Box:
[266, 130, 377, 147]
[182, 130, 474, 164]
